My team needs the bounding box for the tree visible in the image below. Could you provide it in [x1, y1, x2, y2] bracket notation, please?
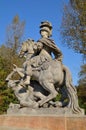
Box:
[0, 15, 25, 114]
[77, 64, 86, 113]
[61, 0, 86, 112]
[6, 15, 25, 54]
[61, 0, 86, 60]
[0, 45, 24, 114]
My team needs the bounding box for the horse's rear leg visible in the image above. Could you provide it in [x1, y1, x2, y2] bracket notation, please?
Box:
[39, 82, 58, 106]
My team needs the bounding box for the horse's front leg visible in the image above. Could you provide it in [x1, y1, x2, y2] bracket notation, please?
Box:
[13, 64, 25, 78]
[16, 68, 24, 78]
[38, 81, 58, 106]
[6, 71, 15, 81]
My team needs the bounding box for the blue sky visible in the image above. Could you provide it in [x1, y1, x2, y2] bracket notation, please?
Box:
[0, 0, 82, 85]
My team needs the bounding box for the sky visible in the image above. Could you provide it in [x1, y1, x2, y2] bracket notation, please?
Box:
[0, 0, 82, 85]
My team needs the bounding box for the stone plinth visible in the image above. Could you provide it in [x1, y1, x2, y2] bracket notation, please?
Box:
[0, 115, 86, 130]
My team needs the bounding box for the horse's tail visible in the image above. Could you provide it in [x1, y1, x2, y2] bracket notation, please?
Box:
[63, 65, 84, 114]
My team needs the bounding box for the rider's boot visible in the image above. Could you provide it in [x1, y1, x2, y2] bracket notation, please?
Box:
[24, 65, 32, 85]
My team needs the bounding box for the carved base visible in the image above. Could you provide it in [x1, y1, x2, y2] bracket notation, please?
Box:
[7, 103, 84, 116]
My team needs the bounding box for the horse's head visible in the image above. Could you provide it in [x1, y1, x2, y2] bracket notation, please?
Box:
[19, 39, 35, 58]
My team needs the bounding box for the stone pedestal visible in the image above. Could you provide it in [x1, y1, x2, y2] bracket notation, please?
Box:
[0, 115, 86, 130]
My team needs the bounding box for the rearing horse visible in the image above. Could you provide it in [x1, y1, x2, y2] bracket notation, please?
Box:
[17, 39, 83, 114]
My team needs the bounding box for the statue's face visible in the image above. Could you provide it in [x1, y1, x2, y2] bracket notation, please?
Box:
[41, 30, 49, 38]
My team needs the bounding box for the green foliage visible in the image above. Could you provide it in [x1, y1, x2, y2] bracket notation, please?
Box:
[0, 56, 8, 87]
[0, 87, 19, 114]
[0, 49, 23, 114]
[54, 93, 61, 101]
[77, 64, 86, 113]
[78, 97, 86, 114]
[77, 85, 86, 114]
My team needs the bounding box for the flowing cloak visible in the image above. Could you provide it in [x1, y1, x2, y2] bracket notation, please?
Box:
[37, 38, 63, 60]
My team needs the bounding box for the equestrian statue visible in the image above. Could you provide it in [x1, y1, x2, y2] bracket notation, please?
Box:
[6, 21, 84, 115]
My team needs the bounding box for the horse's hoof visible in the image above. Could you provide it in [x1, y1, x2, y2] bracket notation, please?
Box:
[38, 101, 42, 106]
[55, 101, 62, 107]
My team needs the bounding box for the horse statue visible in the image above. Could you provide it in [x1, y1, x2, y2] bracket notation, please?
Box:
[10, 39, 83, 114]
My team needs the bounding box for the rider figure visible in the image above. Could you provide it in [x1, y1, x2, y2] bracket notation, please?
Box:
[24, 21, 63, 85]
